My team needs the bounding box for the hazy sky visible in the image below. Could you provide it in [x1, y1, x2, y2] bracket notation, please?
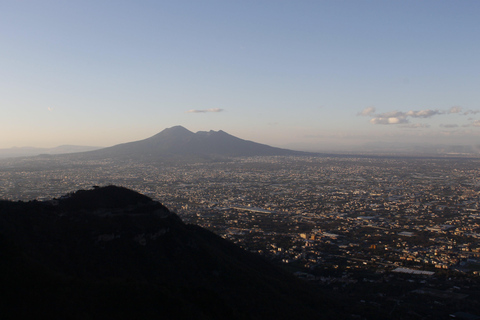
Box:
[1, 1, 479, 151]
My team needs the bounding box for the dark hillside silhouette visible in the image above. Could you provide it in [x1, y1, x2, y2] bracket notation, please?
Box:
[0, 186, 337, 319]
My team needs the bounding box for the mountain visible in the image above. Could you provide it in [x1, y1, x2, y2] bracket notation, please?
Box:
[0, 145, 101, 159]
[78, 126, 310, 161]
[0, 186, 337, 319]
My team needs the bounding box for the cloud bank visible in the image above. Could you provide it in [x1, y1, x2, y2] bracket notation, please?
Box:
[359, 106, 480, 127]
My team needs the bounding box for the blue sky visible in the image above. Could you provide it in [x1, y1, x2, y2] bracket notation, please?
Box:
[1, 1, 479, 151]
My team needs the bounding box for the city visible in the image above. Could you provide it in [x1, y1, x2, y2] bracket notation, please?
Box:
[1, 155, 480, 317]
[1, 155, 479, 273]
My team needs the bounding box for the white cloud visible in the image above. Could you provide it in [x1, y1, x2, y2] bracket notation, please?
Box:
[207, 108, 223, 112]
[369, 110, 408, 125]
[449, 106, 462, 114]
[186, 108, 224, 113]
[364, 106, 480, 132]
[358, 106, 376, 116]
[381, 111, 407, 118]
[405, 109, 443, 118]
[365, 106, 476, 126]
[370, 117, 408, 125]
[387, 117, 405, 124]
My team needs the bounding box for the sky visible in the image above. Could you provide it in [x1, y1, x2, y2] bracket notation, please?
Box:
[1, 1, 480, 152]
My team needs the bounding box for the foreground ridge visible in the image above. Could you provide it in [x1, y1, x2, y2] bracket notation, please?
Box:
[0, 185, 335, 320]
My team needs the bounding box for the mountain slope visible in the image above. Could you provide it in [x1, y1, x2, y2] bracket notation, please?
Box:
[0, 186, 336, 319]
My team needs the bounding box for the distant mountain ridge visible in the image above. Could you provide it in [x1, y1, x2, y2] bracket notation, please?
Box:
[0, 145, 101, 159]
[81, 125, 310, 160]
